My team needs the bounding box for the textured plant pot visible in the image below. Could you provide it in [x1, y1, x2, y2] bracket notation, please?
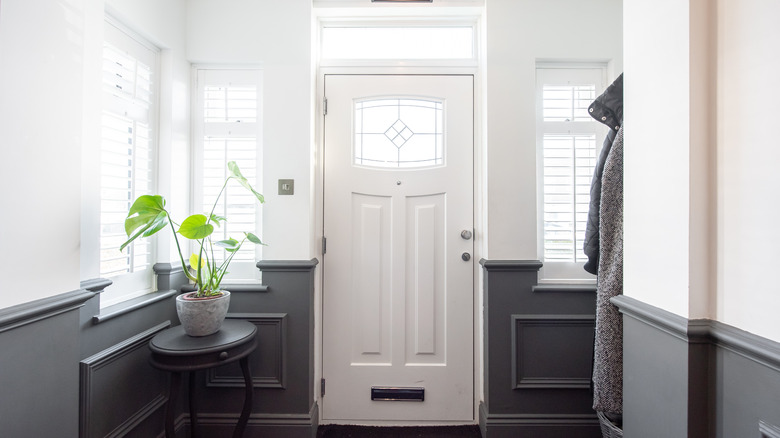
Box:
[176, 291, 231, 336]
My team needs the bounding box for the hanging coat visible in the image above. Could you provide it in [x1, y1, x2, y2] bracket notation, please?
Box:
[583, 74, 623, 275]
[592, 126, 624, 414]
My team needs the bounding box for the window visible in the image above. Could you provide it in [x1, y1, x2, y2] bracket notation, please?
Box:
[354, 97, 444, 168]
[193, 69, 263, 282]
[98, 19, 160, 306]
[321, 25, 475, 61]
[536, 66, 607, 282]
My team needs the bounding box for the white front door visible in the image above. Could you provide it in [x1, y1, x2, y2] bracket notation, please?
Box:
[322, 75, 474, 422]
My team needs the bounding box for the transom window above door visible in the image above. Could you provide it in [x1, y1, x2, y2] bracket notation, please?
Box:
[321, 27, 474, 60]
[353, 97, 444, 168]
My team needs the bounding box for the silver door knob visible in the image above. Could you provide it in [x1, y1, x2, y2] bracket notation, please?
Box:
[462, 252, 471, 261]
[460, 230, 473, 240]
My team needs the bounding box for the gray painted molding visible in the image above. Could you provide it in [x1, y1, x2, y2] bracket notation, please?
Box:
[511, 314, 595, 389]
[152, 262, 183, 275]
[153, 262, 189, 291]
[610, 294, 689, 340]
[761, 420, 780, 438]
[708, 319, 780, 372]
[79, 321, 171, 438]
[479, 259, 544, 271]
[256, 258, 319, 271]
[0, 288, 95, 333]
[80, 278, 113, 293]
[480, 259, 599, 438]
[176, 402, 319, 438]
[209, 313, 289, 389]
[92, 289, 178, 324]
[613, 294, 780, 438]
[104, 394, 167, 438]
[532, 284, 597, 293]
[611, 295, 780, 371]
[182, 283, 269, 293]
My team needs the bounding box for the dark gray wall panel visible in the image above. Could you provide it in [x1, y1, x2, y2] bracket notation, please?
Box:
[0, 290, 92, 438]
[208, 313, 288, 389]
[512, 315, 595, 389]
[79, 322, 170, 438]
[621, 313, 689, 437]
[186, 259, 319, 437]
[711, 322, 780, 438]
[613, 295, 780, 438]
[180, 403, 319, 438]
[480, 260, 600, 438]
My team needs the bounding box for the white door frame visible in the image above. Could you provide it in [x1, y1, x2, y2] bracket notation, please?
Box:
[313, 63, 486, 425]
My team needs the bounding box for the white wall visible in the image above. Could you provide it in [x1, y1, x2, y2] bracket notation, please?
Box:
[485, 0, 623, 260]
[623, 0, 694, 318]
[0, 0, 86, 308]
[624, 0, 780, 343]
[80, 0, 190, 290]
[187, 0, 314, 260]
[717, 0, 780, 342]
[0, 0, 190, 309]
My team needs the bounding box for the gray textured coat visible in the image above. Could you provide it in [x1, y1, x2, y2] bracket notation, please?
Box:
[592, 126, 623, 414]
[583, 74, 623, 275]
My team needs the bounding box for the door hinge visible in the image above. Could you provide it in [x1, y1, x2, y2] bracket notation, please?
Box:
[322, 236, 327, 255]
[321, 378, 326, 397]
[323, 97, 328, 116]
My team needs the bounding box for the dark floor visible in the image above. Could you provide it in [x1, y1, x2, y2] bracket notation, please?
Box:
[317, 425, 482, 438]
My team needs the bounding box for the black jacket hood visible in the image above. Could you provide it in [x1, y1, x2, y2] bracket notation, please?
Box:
[588, 73, 623, 131]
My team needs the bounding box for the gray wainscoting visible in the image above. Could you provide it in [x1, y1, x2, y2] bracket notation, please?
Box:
[479, 259, 601, 438]
[0, 288, 95, 437]
[0, 259, 318, 438]
[183, 259, 319, 438]
[613, 295, 780, 438]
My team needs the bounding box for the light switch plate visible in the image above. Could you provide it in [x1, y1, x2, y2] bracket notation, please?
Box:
[278, 179, 294, 195]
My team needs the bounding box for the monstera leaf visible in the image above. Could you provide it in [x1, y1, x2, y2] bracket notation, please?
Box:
[228, 161, 265, 203]
[120, 195, 169, 252]
[178, 214, 214, 240]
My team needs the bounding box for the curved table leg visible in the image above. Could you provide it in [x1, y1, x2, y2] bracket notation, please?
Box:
[165, 372, 181, 438]
[189, 371, 199, 438]
[233, 356, 254, 438]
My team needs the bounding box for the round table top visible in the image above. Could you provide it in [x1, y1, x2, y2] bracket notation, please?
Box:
[150, 319, 257, 357]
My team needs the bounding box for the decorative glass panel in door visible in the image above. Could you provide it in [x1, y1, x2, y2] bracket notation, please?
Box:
[354, 98, 443, 168]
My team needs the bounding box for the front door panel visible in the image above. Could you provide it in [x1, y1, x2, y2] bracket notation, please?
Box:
[322, 75, 474, 422]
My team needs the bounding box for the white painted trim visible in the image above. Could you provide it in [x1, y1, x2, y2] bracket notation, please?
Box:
[313, 10, 485, 425]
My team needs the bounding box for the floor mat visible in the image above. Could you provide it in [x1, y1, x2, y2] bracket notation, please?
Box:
[317, 425, 482, 438]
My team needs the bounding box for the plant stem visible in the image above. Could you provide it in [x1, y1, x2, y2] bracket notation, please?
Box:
[168, 212, 197, 283]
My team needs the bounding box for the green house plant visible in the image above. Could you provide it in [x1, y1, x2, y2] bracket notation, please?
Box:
[120, 161, 264, 336]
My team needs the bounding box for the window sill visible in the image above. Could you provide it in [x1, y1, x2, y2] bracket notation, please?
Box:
[92, 289, 178, 325]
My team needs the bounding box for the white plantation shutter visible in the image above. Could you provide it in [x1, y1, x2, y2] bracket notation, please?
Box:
[195, 70, 262, 279]
[99, 20, 159, 303]
[536, 66, 606, 280]
[542, 133, 596, 262]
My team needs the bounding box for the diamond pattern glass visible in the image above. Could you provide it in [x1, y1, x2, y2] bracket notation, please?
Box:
[354, 98, 444, 168]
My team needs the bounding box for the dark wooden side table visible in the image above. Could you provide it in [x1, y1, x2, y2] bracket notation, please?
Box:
[149, 319, 257, 438]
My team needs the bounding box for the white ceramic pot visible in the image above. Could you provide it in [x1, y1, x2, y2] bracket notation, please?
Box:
[175, 291, 231, 336]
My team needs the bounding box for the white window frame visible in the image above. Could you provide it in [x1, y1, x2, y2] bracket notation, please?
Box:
[97, 17, 161, 307]
[536, 63, 608, 284]
[318, 18, 479, 68]
[191, 67, 264, 284]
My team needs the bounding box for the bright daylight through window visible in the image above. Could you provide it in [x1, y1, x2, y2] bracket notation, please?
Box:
[321, 26, 474, 60]
[98, 20, 159, 306]
[194, 69, 263, 281]
[537, 66, 606, 281]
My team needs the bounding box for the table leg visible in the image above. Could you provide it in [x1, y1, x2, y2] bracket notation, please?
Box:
[189, 371, 199, 438]
[165, 372, 181, 438]
[233, 356, 254, 438]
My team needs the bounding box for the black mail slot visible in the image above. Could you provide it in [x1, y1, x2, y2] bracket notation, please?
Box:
[371, 386, 425, 401]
